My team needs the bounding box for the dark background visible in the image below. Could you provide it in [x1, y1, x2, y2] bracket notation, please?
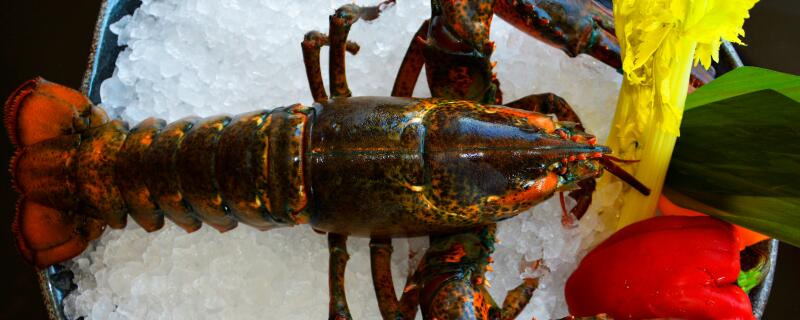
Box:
[1, 1, 798, 319]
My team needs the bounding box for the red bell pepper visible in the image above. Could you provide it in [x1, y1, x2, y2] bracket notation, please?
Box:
[565, 216, 754, 320]
[658, 194, 769, 250]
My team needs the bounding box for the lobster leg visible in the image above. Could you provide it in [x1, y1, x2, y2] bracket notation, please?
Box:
[302, 31, 332, 103]
[422, 277, 539, 320]
[423, 275, 490, 319]
[328, 1, 396, 98]
[418, 0, 501, 104]
[421, 277, 537, 319]
[390, 20, 429, 97]
[415, 225, 543, 319]
[328, 5, 355, 98]
[505, 93, 595, 221]
[328, 233, 352, 320]
[493, 0, 716, 86]
[369, 238, 420, 320]
[505, 93, 584, 130]
[564, 178, 596, 221]
[301, 32, 361, 103]
[493, 0, 621, 69]
[496, 278, 539, 320]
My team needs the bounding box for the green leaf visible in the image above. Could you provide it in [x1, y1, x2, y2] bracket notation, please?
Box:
[666, 68, 800, 247]
[685, 66, 800, 110]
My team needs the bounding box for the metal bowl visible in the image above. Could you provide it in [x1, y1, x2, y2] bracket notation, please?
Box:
[36, 0, 779, 318]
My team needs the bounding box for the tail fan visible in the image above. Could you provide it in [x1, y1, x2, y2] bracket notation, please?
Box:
[14, 200, 105, 268]
[5, 78, 108, 147]
[5, 78, 109, 268]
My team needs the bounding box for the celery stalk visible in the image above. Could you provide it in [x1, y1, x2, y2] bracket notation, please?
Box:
[606, 0, 758, 230]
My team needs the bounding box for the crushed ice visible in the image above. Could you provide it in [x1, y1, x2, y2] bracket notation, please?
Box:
[65, 0, 623, 319]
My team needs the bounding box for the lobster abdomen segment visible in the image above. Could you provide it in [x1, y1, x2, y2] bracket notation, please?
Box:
[216, 110, 276, 230]
[77, 120, 130, 229]
[142, 117, 204, 232]
[176, 115, 238, 232]
[115, 118, 167, 232]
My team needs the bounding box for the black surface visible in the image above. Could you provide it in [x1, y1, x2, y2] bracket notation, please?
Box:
[2, 2, 101, 319]
[1, 1, 798, 319]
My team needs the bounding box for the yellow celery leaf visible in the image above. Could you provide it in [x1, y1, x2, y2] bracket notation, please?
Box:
[618, 7, 676, 77]
[694, 41, 719, 70]
[683, 0, 755, 36]
[683, 0, 758, 68]
[625, 24, 673, 77]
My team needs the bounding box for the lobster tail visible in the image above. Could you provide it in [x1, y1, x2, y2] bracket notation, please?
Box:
[6, 78, 109, 268]
[6, 78, 314, 268]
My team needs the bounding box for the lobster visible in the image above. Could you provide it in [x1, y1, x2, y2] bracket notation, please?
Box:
[4, 1, 656, 319]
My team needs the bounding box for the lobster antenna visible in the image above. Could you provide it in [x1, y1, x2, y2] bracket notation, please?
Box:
[603, 155, 641, 164]
[598, 157, 651, 196]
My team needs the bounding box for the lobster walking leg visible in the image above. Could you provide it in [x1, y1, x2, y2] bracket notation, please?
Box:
[369, 238, 420, 319]
[302, 31, 361, 103]
[498, 278, 539, 319]
[505, 93, 585, 131]
[329, 1, 396, 98]
[390, 20, 429, 97]
[302, 31, 332, 103]
[328, 233, 353, 320]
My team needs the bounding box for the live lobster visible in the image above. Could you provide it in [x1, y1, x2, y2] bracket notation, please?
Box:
[5, 1, 659, 320]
